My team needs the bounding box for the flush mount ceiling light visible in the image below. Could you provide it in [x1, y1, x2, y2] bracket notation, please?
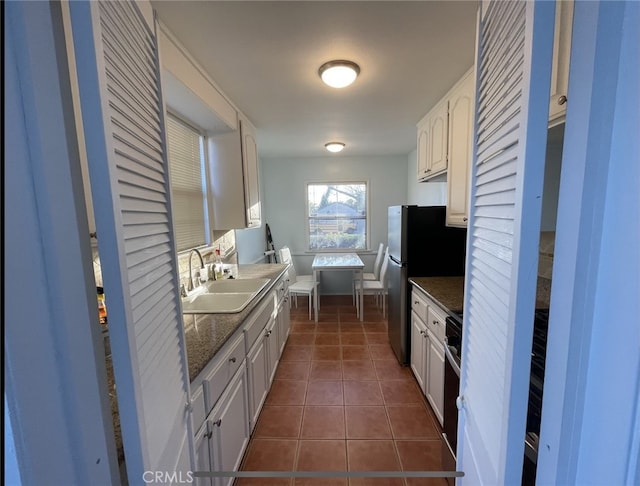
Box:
[318, 60, 360, 88]
[325, 142, 346, 153]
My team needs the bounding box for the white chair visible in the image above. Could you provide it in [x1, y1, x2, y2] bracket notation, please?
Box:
[279, 247, 314, 282]
[355, 247, 390, 316]
[279, 247, 318, 319]
[353, 242, 385, 305]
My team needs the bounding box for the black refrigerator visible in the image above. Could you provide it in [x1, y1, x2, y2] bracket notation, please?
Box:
[387, 205, 467, 364]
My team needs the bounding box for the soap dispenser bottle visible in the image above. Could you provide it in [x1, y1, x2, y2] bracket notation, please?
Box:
[215, 248, 223, 279]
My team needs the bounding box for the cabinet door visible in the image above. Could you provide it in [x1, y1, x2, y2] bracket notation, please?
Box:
[416, 119, 430, 180]
[265, 318, 279, 385]
[428, 99, 449, 176]
[276, 295, 290, 356]
[210, 367, 250, 486]
[548, 0, 573, 126]
[426, 330, 445, 426]
[194, 424, 213, 486]
[240, 117, 261, 228]
[410, 311, 427, 394]
[446, 71, 475, 228]
[247, 335, 269, 431]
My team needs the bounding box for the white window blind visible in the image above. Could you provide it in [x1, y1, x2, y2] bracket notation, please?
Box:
[167, 114, 207, 251]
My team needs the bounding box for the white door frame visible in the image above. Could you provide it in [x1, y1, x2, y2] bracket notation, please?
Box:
[537, 1, 640, 483]
[4, 1, 118, 483]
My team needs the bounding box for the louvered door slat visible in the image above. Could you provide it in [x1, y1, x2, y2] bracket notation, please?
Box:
[111, 117, 163, 159]
[122, 211, 169, 226]
[112, 139, 165, 178]
[100, 13, 157, 86]
[136, 297, 175, 345]
[102, 48, 159, 109]
[117, 167, 165, 194]
[119, 196, 167, 214]
[108, 85, 161, 141]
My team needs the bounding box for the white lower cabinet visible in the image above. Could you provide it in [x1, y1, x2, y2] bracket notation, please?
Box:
[410, 285, 447, 427]
[265, 317, 279, 385]
[247, 333, 268, 431]
[426, 328, 445, 426]
[410, 310, 428, 394]
[210, 365, 250, 486]
[276, 290, 290, 356]
[195, 364, 249, 486]
[194, 424, 213, 486]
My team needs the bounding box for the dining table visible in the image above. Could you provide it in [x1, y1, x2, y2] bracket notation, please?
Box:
[311, 253, 365, 322]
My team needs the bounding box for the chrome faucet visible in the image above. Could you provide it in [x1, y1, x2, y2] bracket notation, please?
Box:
[187, 248, 205, 292]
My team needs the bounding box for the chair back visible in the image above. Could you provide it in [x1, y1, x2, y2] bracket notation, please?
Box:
[279, 246, 293, 264]
[378, 247, 390, 285]
[372, 243, 385, 279]
[279, 246, 298, 280]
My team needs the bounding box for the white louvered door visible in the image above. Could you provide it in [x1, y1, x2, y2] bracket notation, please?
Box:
[458, 1, 554, 484]
[69, 0, 192, 481]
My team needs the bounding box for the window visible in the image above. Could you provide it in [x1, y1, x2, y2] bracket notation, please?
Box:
[307, 182, 368, 251]
[166, 114, 209, 251]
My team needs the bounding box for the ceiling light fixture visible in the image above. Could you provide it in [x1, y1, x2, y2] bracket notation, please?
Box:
[318, 60, 360, 88]
[325, 142, 345, 153]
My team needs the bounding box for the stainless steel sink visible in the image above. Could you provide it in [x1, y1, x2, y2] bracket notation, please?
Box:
[181, 278, 271, 314]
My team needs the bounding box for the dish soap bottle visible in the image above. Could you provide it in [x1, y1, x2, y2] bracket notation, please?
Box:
[215, 248, 223, 279]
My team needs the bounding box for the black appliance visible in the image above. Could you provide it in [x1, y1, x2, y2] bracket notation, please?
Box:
[387, 205, 466, 364]
[442, 313, 462, 486]
[522, 309, 550, 485]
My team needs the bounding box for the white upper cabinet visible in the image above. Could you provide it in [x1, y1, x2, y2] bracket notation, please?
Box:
[240, 116, 261, 228]
[416, 68, 474, 185]
[416, 98, 449, 181]
[446, 70, 475, 227]
[208, 114, 262, 230]
[548, 0, 574, 127]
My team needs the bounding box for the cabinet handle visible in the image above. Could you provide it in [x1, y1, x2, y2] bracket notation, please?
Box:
[557, 95, 567, 105]
[463, 217, 468, 222]
[229, 357, 237, 363]
[265, 330, 272, 337]
[213, 419, 222, 427]
[205, 431, 213, 439]
[419, 330, 425, 335]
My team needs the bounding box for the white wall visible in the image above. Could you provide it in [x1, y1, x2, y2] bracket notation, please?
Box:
[262, 155, 408, 294]
[406, 148, 448, 205]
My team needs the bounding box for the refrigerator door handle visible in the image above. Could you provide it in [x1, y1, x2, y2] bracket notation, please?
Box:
[389, 255, 405, 266]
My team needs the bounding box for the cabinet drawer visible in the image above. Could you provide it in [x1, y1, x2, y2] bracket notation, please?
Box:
[203, 332, 245, 413]
[191, 384, 206, 431]
[427, 305, 446, 344]
[244, 294, 275, 353]
[411, 289, 429, 322]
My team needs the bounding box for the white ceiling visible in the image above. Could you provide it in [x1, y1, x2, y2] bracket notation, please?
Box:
[152, 1, 478, 159]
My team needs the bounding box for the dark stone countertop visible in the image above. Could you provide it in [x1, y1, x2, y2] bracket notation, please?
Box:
[409, 275, 550, 317]
[104, 263, 289, 465]
[184, 263, 289, 383]
[409, 276, 465, 315]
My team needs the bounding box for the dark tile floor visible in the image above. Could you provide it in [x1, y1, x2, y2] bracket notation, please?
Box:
[238, 295, 448, 486]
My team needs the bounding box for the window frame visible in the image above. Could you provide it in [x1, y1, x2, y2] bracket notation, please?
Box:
[166, 111, 211, 252]
[305, 180, 370, 253]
